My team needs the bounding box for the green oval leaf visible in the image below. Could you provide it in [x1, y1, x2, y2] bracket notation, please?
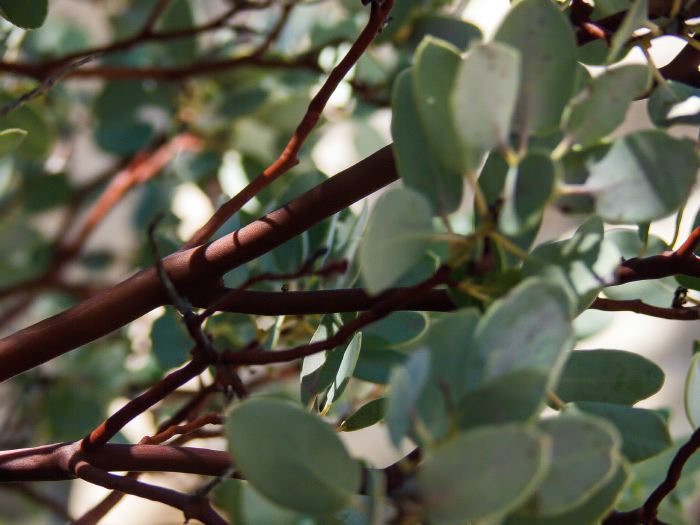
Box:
[353, 347, 407, 385]
[648, 80, 700, 127]
[150, 308, 191, 369]
[523, 414, 621, 516]
[684, 351, 700, 428]
[362, 311, 428, 350]
[226, 397, 361, 514]
[564, 64, 651, 147]
[557, 349, 665, 405]
[505, 465, 628, 525]
[386, 348, 430, 446]
[392, 68, 463, 214]
[418, 424, 550, 524]
[0, 0, 48, 29]
[0, 128, 27, 157]
[575, 401, 672, 462]
[473, 279, 574, 385]
[584, 130, 699, 224]
[608, 0, 648, 63]
[452, 41, 520, 152]
[320, 332, 362, 411]
[499, 152, 555, 235]
[413, 36, 465, 175]
[359, 187, 433, 294]
[494, 0, 577, 136]
[339, 398, 386, 432]
[457, 370, 549, 430]
[0, 92, 56, 158]
[523, 217, 621, 314]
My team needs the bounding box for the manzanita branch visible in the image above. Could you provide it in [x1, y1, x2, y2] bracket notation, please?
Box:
[591, 297, 700, 320]
[71, 460, 229, 525]
[604, 426, 700, 524]
[224, 266, 452, 366]
[75, 384, 219, 525]
[189, 287, 456, 315]
[139, 414, 224, 445]
[82, 356, 208, 450]
[0, 144, 397, 383]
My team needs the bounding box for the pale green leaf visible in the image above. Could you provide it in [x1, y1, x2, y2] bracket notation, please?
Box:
[452, 41, 520, 151]
[608, 0, 648, 63]
[359, 187, 433, 294]
[684, 351, 700, 428]
[558, 349, 664, 405]
[392, 69, 463, 214]
[523, 414, 621, 516]
[494, 0, 577, 136]
[457, 370, 549, 430]
[585, 131, 699, 224]
[418, 424, 550, 524]
[386, 348, 430, 446]
[564, 65, 651, 147]
[523, 217, 621, 314]
[473, 279, 574, 385]
[499, 152, 555, 235]
[226, 398, 361, 514]
[575, 402, 672, 462]
[413, 36, 465, 175]
[505, 465, 628, 525]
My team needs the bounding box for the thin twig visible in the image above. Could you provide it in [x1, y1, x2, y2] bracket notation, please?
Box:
[0, 52, 101, 118]
[139, 414, 224, 445]
[183, 0, 396, 248]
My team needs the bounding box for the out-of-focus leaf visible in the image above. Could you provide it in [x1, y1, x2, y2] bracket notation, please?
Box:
[575, 401, 672, 462]
[0, 0, 48, 29]
[151, 308, 191, 369]
[418, 424, 550, 524]
[584, 131, 698, 224]
[521, 414, 621, 516]
[0, 128, 26, 157]
[563, 65, 650, 147]
[608, 0, 648, 63]
[386, 348, 430, 446]
[392, 60, 463, 214]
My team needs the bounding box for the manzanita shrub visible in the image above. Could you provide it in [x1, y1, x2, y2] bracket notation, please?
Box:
[3, 0, 700, 524]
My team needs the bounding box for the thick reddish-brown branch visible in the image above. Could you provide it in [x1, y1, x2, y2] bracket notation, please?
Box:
[0, 145, 397, 383]
[225, 266, 452, 366]
[1, 441, 419, 497]
[183, 0, 396, 248]
[189, 287, 456, 315]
